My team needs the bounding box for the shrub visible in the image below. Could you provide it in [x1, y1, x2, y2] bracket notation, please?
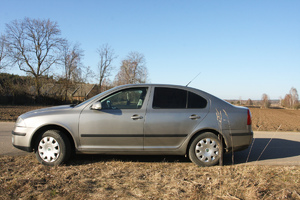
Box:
[261, 94, 271, 108]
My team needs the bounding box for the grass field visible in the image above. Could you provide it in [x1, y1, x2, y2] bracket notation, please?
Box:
[0, 154, 299, 200]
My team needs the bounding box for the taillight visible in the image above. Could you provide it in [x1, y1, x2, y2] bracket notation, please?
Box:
[247, 109, 252, 125]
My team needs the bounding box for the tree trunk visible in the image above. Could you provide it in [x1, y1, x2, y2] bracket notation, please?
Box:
[34, 76, 41, 97]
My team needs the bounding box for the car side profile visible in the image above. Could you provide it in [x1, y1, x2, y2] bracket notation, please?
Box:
[12, 84, 253, 167]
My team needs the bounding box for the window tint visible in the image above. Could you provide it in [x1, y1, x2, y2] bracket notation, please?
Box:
[153, 88, 187, 109]
[153, 87, 207, 109]
[188, 92, 207, 108]
[101, 88, 147, 109]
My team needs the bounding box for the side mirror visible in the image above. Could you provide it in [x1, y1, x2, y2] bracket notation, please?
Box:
[91, 102, 102, 110]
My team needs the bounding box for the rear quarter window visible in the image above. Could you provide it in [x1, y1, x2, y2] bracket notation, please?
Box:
[188, 92, 207, 108]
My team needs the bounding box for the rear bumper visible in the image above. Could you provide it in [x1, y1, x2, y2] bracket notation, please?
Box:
[229, 132, 253, 137]
[226, 131, 253, 153]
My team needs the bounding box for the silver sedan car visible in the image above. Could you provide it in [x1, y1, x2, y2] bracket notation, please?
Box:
[12, 84, 253, 167]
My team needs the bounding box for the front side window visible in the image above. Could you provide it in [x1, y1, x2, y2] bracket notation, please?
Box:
[153, 87, 207, 109]
[101, 87, 147, 109]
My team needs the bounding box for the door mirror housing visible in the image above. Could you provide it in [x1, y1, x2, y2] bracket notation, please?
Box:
[91, 102, 102, 110]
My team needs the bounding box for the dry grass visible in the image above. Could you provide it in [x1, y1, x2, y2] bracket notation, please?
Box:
[1, 154, 299, 200]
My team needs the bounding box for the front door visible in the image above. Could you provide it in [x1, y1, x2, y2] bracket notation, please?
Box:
[78, 87, 148, 151]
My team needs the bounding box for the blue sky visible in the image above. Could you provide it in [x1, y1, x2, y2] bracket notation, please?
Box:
[0, 0, 299, 100]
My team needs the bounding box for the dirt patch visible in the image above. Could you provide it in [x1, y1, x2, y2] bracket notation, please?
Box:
[249, 107, 300, 132]
[0, 105, 46, 121]
[0, 154, 299, 200]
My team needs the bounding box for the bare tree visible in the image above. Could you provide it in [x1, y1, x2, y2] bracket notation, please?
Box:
[114, 51, 148, 85]
[60, 42, 84, 100]
[283, 94, 292, 108]
[97, 44, 117, 92]
[282, 87, 299, 109]
[5, 18, 66, 96]
[0, 34, 9, 71]
[246, 98, 253, 106]
[261, 93, 271, 108]
[290, 87, 299, 108]
[61, 42, 84, 82]
[100, 77, 114, 91]
[78, 65, 96, 84]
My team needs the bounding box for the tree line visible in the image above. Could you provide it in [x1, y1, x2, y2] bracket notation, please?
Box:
[260, 87, 299, 109]
[0, 17, 148, 104]
[240, 88, 299, 110]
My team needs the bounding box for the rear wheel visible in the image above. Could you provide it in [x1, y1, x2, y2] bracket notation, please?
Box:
[35, 130, 71, 166]
[189, 132, 223, 167]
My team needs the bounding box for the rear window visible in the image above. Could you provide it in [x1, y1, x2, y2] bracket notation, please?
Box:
[153, 87, 207, 109]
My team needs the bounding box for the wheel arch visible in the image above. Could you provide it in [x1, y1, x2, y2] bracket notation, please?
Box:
[186, 129, 227, 156]
[30, 125, 76, 153]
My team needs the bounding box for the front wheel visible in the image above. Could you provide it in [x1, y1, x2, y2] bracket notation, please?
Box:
[188, 132, 223, 167]
[35, 130, 71, 166]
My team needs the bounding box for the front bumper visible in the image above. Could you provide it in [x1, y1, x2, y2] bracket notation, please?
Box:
[12, 126, 35, 152]
[12, 143, 32, 152]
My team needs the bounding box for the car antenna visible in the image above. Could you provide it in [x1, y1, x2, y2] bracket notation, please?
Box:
[186, 72, 201, 87]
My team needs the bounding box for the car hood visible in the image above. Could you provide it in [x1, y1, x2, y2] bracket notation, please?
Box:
[20, 105, 74, 119]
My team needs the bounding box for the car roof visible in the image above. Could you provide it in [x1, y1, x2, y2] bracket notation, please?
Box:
[116, 83, 197, 90]
[116, 83, 207, 94]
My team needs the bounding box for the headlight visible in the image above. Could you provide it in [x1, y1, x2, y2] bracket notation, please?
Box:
[15, 117, 26, 127]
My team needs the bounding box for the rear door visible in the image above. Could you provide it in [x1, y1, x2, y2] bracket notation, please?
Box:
[144, 86, 209, 150]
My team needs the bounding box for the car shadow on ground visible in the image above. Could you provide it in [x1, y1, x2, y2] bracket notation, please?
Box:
[69, 138, 300, 166]
[224, 138, 300, 165]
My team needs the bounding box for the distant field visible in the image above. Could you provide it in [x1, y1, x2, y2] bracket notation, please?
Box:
[1, 105, 300, 132]
[249, 107, 300, 132]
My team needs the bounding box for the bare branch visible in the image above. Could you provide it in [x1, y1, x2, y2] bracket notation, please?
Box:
[97, 44, 117, 92]
[0, 34, 9, 70]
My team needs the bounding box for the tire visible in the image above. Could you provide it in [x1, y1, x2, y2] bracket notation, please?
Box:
[35, 130, 71, 166]
[188, 132, 223, 167]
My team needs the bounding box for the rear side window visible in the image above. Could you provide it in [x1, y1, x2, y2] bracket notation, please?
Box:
[153, 87, 207, 109]
[188, 92, 207, 108]
[153, 88, 186, 108]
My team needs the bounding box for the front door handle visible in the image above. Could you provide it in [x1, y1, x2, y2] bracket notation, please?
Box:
[131, 114, 143, 120]
[189, 114, 200, 120]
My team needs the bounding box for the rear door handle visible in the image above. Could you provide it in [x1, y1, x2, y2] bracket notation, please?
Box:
[131, 114, 143, 120]
[189, 114, 200, 120]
